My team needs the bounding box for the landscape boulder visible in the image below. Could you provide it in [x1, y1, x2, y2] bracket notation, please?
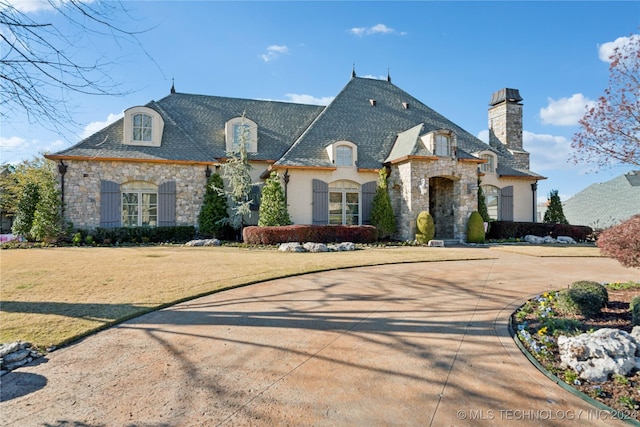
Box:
[557, 328, 640, 383]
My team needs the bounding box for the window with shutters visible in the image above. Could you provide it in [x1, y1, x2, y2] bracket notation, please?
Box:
[120, 181, 158, 227]
[329, 180, 360, 225]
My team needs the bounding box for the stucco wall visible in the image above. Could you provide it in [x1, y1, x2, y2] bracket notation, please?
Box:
[480, 173, 537, 222]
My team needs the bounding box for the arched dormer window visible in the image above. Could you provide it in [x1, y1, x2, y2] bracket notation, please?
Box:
[423, 129, 456, 158]
[326, 141, 357, 167]
[479, 152, 497, 173]
[123, 106, 164, 147]
[225, 117, 258, 153]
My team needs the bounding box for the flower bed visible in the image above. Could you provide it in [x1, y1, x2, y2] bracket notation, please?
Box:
[512, 282, 640, 421]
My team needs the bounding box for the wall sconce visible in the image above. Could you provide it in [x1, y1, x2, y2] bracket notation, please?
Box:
[418, 178, 428, 195]
[205, 165, 211, 178]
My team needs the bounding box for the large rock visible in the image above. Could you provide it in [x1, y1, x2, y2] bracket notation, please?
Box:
[278, 242, 306, 252]
[185, 239, 221, 247]
[557, 236, 576, 244]
[328, 242, 356, 251]
[558, 328, 640, 383]
[303, 242, 329, 253]
[524, 235, 544, 244]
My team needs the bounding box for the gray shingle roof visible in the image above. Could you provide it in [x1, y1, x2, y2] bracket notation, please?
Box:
[275, 77, 541, 178]
[50, 77, 542, 180]
[563, 171, 640, 229]
[53, 93, 324, 163]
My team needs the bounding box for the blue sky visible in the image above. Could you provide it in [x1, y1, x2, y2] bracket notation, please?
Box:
[2, 0, 639, 205]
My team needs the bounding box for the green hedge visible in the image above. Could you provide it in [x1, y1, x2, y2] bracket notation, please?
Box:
[486, 221, 593, 241]
[243, 225, 378, 245]
[83, 226, 196, 244]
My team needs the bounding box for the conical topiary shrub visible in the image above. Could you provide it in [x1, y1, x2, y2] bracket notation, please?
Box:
[415, 211, 435, 244]
[466, 211, 485, 243]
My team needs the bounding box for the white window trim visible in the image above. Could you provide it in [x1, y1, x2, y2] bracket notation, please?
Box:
[326, 140, 357, 167]
[225, 117, 258, 153]
[120, 181, 159, 227]
[123, 106, 164, 147]
[328, 180, 361, 225]
[479, 151, 497, 173]
[423, 130, 456, 158]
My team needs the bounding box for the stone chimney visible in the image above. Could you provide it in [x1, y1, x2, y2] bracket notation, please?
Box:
[488, 88, 530, 169]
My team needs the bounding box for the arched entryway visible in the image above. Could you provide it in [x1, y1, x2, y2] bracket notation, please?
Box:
[428, 176, 455, 239]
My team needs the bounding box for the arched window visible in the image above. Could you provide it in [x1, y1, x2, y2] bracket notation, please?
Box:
[132, 113, 153, 142]
[121, 181, 158, 227]
[480, 154, 495, 173]
[336, 145, 353, 166]
[481, 185, 500, 220]
[329, 180, 360, 225]
[225, 117, 258, 153]
[435, 134, 451, 156]
[123, 106, 164, 147]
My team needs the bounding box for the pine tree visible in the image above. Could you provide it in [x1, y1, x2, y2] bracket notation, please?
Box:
[370, 168, 396, 238]
[258, 171, 291, 226]
[543, 189, 569, 224]
[218, 114, 253, 232]
[198, 173, 229, 237]
[477, 180, 491, 222]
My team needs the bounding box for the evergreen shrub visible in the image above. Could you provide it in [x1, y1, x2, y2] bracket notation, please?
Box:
[415, 211, 435, 244]
[557, 281, 608, 318]
[631, 295, 640, 326]
[466, 211, 485, 243]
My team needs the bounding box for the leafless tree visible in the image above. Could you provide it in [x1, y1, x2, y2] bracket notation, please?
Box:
[0, 0, 154, 132]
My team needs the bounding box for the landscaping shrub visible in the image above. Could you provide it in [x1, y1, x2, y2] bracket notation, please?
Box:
[486, 221, 592, 241]
[597, 214, 640, 269]
[631, 296, 640, 326]
[415, 211, 435, 244]
[198, 173, 229, 238]
[466, 211, 485, 243]
[557, 281, 608, 318]
[242, 225, 378, 245]
[92, 226, 196, 244]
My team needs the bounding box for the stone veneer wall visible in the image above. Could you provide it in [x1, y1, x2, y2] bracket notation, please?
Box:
[390, 158, 478, 242]
[60, 160, 208, 229]
[488, 102, 523, 152]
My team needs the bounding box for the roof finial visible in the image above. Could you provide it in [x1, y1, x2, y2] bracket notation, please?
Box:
[170, 77, 176, 94]
[387, 68, 391, 83]
[352, 64, 356, 78]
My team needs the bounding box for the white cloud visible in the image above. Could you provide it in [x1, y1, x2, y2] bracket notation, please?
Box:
[523, 130, 573, 172]
[0, 135, 66, 164]
[539, 93, 595, 126]
[260, 45, 289, 62]
[348, 23, 406, 37]
[3, 0, 54, 13]
[0, 135, 27, 150]
[598, 34, 640, 63]
[283, 94, 334, 106]
[476, 130, 489, 143]
[81, 112, 122, 139]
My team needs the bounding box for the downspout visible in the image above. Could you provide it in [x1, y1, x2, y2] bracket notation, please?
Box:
[531, 182, 538, 222]
[57, 161, 67, 218]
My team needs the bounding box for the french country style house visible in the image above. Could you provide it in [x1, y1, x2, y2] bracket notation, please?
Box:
[46, 73, 545, 242]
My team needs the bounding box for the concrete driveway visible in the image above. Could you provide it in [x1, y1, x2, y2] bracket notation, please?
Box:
[1, 250, 638, 426]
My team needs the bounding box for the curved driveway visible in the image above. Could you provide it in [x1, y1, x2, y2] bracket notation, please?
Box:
[1, 250, 638, 426]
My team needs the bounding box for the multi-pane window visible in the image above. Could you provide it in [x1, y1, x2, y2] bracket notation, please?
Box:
[121, 181, 158, 227]
[481, 154, 495, 173]
[434, 134, 451, 156]
[329, 180, 360, 225]
[335, 145, 353, 166]
[132, 113, 152, 142]
[481, 185, 500, 220]
[232, 123, 251, 151]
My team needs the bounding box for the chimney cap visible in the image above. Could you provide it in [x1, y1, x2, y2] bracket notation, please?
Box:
[489, 88, 522, 106]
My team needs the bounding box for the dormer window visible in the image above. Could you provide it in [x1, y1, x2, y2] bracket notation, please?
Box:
[123, 106, 164, 147]
[481, 154, 496, 173]
[424, 130, 455, 157]
[132, 113, 152, 142]
[326, 141, 357, 167]
[225, 117, 258, 153]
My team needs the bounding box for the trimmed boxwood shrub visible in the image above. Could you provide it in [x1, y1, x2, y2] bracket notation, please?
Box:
[557, 281, 608, 319]
[466, 211, 485, 243]
[415, 211, 435, 244]
[242, 225, 378, 245]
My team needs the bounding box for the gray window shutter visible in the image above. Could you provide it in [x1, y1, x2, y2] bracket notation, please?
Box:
[100, 180, 121, 228]
[361, 181, 377, 225]
[500, 185, 514, 221]
[312, 179, 328, 225]
[158, 181, 176, 226]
